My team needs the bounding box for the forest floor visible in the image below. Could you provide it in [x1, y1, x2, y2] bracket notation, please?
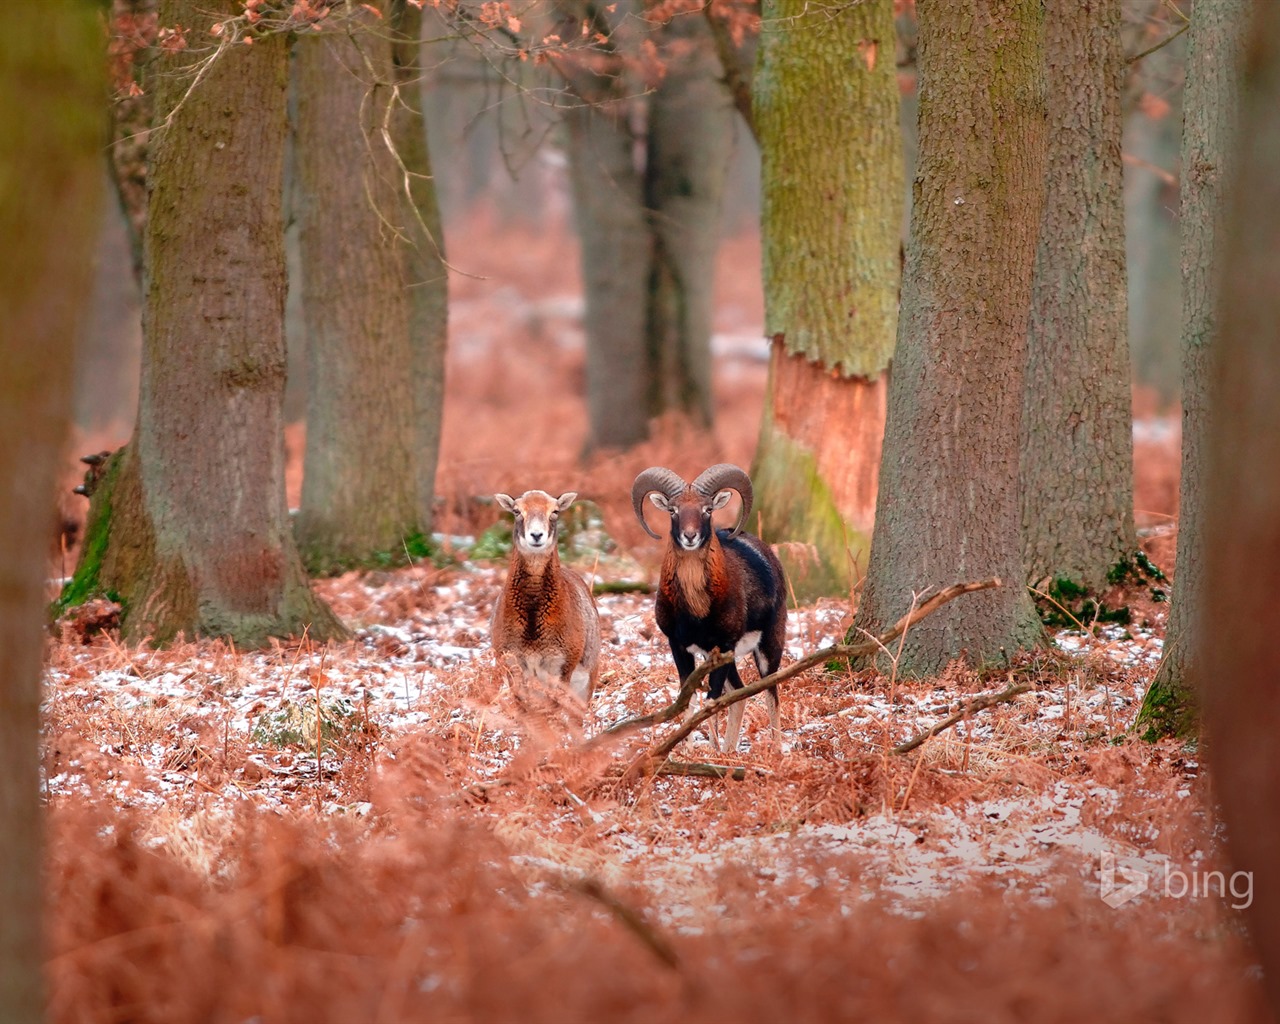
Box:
[43, 212, 1265, 1023]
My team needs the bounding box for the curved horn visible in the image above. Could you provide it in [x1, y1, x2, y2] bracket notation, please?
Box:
[631, 467, 688, 540]
[692, 464, 753, 538]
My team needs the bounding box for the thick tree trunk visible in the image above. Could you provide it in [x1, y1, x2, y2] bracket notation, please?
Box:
[1138, 0, 1249, 740]
[390, 0, 450, 530]
[1020, 0, 1136, 592]
[562, 1, 729, 453]
[293, 21, 422, 573]
[0, 5, 102, 1021]
[1123, 0, 1185, 403]
[561, 7, 652, 452]
[751, 0, 902, 598]
[69, 0, 346, 647]
[644, 12, 734, 430]
[851, 0, 1047, 675]
[107, 0, 156, 284]
[1201, 7, 1280, 1016]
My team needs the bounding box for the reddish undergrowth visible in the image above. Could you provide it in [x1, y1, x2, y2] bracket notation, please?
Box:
[43, 210, 1255, 1022]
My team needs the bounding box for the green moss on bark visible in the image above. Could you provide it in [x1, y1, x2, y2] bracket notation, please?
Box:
[52, 451, 125, 617]
[753, 428, 869, 601]
[1135, 667, 1198, 742]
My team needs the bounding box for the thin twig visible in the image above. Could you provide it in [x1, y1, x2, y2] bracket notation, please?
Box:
[563, 876, 681, 970]
[890, 681, 1032, 755]
[1125, 19, 1189, 65]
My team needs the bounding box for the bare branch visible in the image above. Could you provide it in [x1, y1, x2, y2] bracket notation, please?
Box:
[1126, 20, 1189, 65]
[562, 876, 681, 970]
[594, 647, 737, 742]
[619, 578, 1002, 768]
[890, 680, 1033, 755]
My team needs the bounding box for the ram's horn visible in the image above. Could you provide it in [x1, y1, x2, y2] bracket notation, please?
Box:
[691, 464, 753, 539]
[630, 467, 688, 540]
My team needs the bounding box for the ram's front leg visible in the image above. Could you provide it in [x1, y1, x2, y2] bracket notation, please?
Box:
[709, 662, 746, 753]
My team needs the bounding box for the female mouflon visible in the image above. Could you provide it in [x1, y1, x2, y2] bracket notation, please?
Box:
[490, 489, 601, 706]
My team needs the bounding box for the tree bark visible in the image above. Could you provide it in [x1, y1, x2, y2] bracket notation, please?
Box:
[560, 2, 652, 451]
[1020, 0, 1136, 592]
[645, 11, 734, 431]
[560, 2, 731, 452]
[293, 18, 422, 573]
[1138, 0, 1249, 740]
[390, 0, 450, 531]
[1201, 6, 1280, 1016]
[0, 5, 103, 1021]
[751, 0, 902, 598]
[67, 0, 347, 647]
[851, 0, 1048, 675]
[107, 0, 157, 284]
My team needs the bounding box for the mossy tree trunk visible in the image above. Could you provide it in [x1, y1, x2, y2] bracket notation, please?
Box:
[390, 0, 450, 532]
[1138, 0, 1249, 740]
[751, 0, 902, 599]
[0, 4, 103, 1020]
[1020, 0, 1136, 593]
[560, 2, 733, 453]
[68, 0, 346, 647]
[293, 15, 422, 574]
[850, 0, 1048, 675]
[1201, 6, 1280, 1013]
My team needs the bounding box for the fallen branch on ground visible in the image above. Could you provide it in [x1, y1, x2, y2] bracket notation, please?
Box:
[561, 875, 680, 970]
[605, 760, 760, 781]
[593, 648, 737, 743]
[616, 578, 1001, 771]
[890, 680, 1033, 755]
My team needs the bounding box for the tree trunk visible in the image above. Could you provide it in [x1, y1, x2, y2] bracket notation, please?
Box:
[1020, 0, 1136, 592]
[1201, 7, 1280, 1016]
[0, 5, 102, 1021]
[1138, 0, 1249, 740]
[850, 0, 1048, 675]
[293, 19, 422, 574]
[66, 0, 346, 647]
[107, 0, 156, 284]
[560, 1, 652, 452]
[644, 11, 734, 431]
[1123, 0, 1185, 403]
[561, 2, 730, 453]
[751, 0, 902, 599]
[390, 0, 450, 531]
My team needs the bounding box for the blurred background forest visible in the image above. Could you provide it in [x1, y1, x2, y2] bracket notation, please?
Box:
[73, 0, 1184, 510]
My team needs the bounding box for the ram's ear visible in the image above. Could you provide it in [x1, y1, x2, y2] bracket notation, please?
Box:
[494, 493, 517, 513]
[556, 491, 578, 512]
[648, 492, 674, 513]
[711, 490, 734, 511]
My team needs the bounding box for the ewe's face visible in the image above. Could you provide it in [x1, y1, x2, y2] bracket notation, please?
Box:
[495, 490, 576, 556]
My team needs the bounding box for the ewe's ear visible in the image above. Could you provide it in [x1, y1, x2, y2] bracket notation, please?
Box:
[648, 493, 673, 513]
[556, 492, 578, 512]
[711, 490, 734, 511]
[494, 493, 517, 513]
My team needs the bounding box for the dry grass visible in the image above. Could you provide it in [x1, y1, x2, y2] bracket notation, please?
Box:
[40, 210, 1246, 1022]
